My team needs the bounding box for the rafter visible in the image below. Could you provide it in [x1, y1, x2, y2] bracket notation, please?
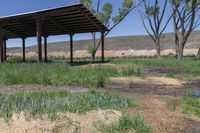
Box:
[77, 7, 103, 32]
[48, 17, 73, 34]
[4, 26, 26, 38]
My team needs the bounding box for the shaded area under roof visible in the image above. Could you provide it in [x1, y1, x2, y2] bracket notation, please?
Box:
[0, 4, 108, 39]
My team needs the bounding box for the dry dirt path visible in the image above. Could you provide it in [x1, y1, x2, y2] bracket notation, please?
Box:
[121, 94, 200, 133]
[104, 76, 200, 133]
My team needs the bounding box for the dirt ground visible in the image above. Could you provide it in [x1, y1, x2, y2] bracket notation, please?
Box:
[108, 76, 199, 96]
[125, 94, 200, 133]
[0, 65, 199, 133]
[0, 110, 121, 133]
[106, 75, 200, 133]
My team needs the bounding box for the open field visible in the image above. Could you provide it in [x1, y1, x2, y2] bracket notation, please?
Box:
[0, 57, 199, 133]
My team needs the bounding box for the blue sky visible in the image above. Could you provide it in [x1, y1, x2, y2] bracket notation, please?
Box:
[0, 0, 174, 47]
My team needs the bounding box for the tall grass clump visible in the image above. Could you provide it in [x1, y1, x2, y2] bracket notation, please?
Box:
[0, 90, 135, 121]
[121, 65, 143, 77]
[0, 63, 143, 86]
[95, 113, 151, 133]
[111, 58, 200, 78]
[181, 96, 200, 117]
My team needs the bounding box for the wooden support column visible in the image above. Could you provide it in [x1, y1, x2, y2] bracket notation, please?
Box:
[0, 36, 3, 64]
[44, 36, 47, 62]
[101, 32, 105, 63]
[22, 38, 26, 62]
[70, 34, 73, 65]
[0, 25, 4, 64]
[36, 14, 42, 62]
[3, 38, 7, 61]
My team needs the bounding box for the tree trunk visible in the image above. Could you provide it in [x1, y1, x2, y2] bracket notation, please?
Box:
[92, 32, 96, 63]
[175, 44, 179, 59]
[156, 44, 161, 58]
[174, 32, 179, 59]
[177, 42, 184, 60]
[154, 38, 161, 58]
[197, 48, 200, 60]
[177, 49, 183, 60]
[92, 51, 95, 63]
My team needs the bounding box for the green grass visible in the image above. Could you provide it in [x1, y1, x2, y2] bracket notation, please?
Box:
[111, 57, 200, 78]
[95, 113, 151, 133]
[2, 57, 199, 86]
[165, 73, 176, 78]
[0, 90, 135, 121]
[0, 63, 143, 86]
[181, 96, 200, 117]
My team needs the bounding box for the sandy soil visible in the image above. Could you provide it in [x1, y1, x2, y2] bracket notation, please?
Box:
[125, 94, 200, 133]
[0, 110, 121, 133]
[105, 75, 200, 133]
[110, 76, 186, 87]
[7, 49, 198, 58]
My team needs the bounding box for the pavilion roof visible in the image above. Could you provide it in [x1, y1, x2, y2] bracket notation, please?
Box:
[0, 4, 108, 39]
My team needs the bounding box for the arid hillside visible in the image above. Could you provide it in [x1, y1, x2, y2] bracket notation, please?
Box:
[7, 31, 200, 57]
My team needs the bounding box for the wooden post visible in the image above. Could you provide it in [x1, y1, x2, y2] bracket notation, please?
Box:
[197, 48, 200, 60]
[37, 14, 42, 62]
[101, 32, 105, 63]
[0, 25, 4, 64]
[0, 36, 3, 64]
[3, 38, 7, 61]
[22, 38, 26, 62]
[44, 36, 47, 62]
[70, 34, 73, 65]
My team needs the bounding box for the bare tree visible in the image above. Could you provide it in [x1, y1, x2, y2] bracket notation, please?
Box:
[138, 0, 172, 57]
[171, 0, 200, 60]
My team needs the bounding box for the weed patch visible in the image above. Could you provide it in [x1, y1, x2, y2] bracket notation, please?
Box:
[0, 90, 135, 121]
[181, 96, 200, 117]
[95, 113, 151, 133]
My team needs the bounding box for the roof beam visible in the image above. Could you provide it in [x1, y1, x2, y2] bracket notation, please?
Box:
[48, 17, 73, 34]
[3, 26, 26, 38]
[77, 6, 103, 32]
[20, 21, 35, 31]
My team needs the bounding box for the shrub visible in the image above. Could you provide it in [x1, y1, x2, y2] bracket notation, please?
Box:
[95, 113, 151, 133]
[87, 45, 96, 54]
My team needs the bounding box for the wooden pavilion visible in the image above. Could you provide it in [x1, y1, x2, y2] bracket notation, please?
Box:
[0, 4, 108, 64]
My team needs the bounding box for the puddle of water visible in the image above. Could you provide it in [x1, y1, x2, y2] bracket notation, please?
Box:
[192, 90, 200, 97]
